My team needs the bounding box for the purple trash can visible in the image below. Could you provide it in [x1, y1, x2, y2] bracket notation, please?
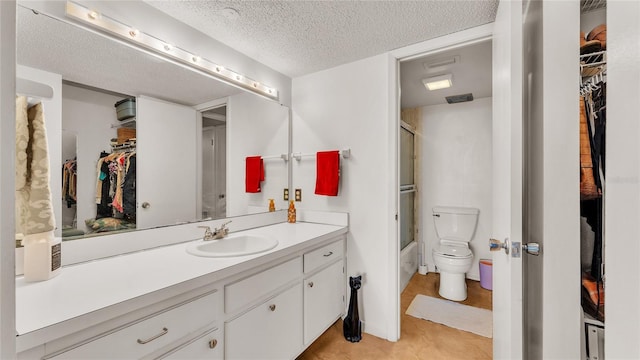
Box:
[479, 259, 493, 290]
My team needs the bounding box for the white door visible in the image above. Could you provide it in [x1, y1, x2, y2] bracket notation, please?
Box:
[212, 125, 226, 218]
[491, 0, 524, 358]
[137, 96, 197, 229]
[522, 1, 581, 358]
[493, 0, 581, 358]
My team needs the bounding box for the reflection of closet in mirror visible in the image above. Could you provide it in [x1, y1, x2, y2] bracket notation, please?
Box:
[61, 129, 77, 232]
[62, 83, 137, 238]
[201, 106, 227, 220]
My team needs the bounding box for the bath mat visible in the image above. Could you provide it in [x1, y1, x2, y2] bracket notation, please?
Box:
[406, 294, 493, 338]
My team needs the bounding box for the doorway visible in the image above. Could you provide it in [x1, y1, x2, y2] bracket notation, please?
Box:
[200, 106, 227, 219]
[397, 39, 494, 345]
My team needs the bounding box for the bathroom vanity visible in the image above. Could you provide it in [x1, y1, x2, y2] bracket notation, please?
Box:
[16, 218, 348, 359]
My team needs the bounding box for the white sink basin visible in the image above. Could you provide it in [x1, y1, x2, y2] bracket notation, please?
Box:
[186, 234, 278, 258]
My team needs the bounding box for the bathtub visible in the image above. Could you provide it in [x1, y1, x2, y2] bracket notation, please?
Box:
[400, 241, 418, 292]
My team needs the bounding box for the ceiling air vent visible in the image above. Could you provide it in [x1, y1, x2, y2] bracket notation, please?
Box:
[445, 93, 474, 104]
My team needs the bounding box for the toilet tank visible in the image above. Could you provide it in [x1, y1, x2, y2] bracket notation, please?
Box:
[432, 206, 480, 243]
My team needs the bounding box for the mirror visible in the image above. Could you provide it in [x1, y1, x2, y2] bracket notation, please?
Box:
[16, 4, 290, 244]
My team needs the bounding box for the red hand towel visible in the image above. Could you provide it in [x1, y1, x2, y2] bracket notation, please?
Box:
[315, 151, 340, 196]
[245, 156, 264, 193]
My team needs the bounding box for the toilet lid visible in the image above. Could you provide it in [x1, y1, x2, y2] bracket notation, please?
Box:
[433, 244, 472, 258]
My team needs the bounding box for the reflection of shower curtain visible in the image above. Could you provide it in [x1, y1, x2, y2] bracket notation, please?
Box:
[15, 96, 56, 237]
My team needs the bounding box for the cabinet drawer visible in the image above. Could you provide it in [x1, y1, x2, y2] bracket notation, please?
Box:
[48, 291, 220, 359]
[225, 257, 302, 314]
[156, 327, 222, 360]
[225, 284, 302, 360]
[304, 239, 344, 273]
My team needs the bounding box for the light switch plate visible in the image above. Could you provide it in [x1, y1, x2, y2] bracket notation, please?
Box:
[295, 189, 302, 202]
[283, 188, 289, 201]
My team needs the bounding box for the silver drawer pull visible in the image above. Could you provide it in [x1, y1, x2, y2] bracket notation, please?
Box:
[209, 339, 218, 349]
[308, 281, 314, 288]
[137, 327, 168, 344]
[323, 251, 334, 257]
[269, 304, 276, 311]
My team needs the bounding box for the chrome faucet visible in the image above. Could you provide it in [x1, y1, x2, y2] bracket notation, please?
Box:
[199, 221, 232, 241]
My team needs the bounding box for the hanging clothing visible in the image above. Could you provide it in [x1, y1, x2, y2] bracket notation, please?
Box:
[95, 149, 136, 222]
[62, 158, 77, 208]
[122, 154, 137, 221]
[580, 81, 606, 283]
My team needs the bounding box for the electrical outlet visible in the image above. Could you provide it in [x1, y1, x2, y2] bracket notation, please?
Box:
[283, 188, 289, 201]
[295, 189, 302, 202]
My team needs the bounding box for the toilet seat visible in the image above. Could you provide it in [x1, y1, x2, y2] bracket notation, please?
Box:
[433, 244, 473, 259]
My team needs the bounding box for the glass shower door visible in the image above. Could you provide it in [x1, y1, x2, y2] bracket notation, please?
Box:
[400, 124, 415, 250]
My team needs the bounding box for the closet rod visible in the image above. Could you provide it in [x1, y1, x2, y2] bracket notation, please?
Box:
[291, 148, 351, 161]
[580, 70, 606, 96]
[111, 141, 136, 152]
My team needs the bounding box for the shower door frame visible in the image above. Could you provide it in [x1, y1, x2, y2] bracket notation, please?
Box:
[399, 121, 416, 252]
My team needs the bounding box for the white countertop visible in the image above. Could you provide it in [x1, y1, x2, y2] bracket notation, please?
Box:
[16, 222, 346, 337]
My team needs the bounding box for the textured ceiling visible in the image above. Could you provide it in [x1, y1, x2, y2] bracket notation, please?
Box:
[17, 6, 243, 106]
[144, 0, 499, 78]
[400, 40, 492, 108]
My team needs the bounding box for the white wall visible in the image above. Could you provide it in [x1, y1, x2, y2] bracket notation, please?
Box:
[61, 84, 126, 233]
[292, 54, 395, 339]
[418, 97, 493, 280]
[580, 8, 606, 34]
[227, 92, 289, 216]
[16, 65, 62, 237]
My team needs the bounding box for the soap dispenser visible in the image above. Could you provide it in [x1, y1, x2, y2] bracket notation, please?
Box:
[287, 200, 296, 223]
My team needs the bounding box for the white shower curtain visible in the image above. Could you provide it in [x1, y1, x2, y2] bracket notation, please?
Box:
[15, 96, 55, 240]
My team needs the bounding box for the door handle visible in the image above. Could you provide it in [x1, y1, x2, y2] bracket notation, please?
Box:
[523, 242, 540, 256]
[511, 242, 541, 257]
[489, 238, 510, 255]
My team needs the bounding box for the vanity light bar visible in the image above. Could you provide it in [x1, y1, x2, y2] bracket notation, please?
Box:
[65, 1, 278, 101]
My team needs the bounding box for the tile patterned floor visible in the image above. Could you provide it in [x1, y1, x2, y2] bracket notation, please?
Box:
[298, 272, 493, 360]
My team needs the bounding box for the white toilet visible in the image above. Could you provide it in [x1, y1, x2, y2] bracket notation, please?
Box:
[432, 206, 479, 301]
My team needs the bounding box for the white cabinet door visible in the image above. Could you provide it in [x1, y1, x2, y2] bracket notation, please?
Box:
[159, 327, 222, 360]
[225, 284, 302, 360]
[136, 96, 197, 229]
[304, 260, 345, 345]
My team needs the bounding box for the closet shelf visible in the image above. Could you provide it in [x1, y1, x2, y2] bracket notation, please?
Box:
[111, 117, 136, 129]
[580, 50, 606, 72]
